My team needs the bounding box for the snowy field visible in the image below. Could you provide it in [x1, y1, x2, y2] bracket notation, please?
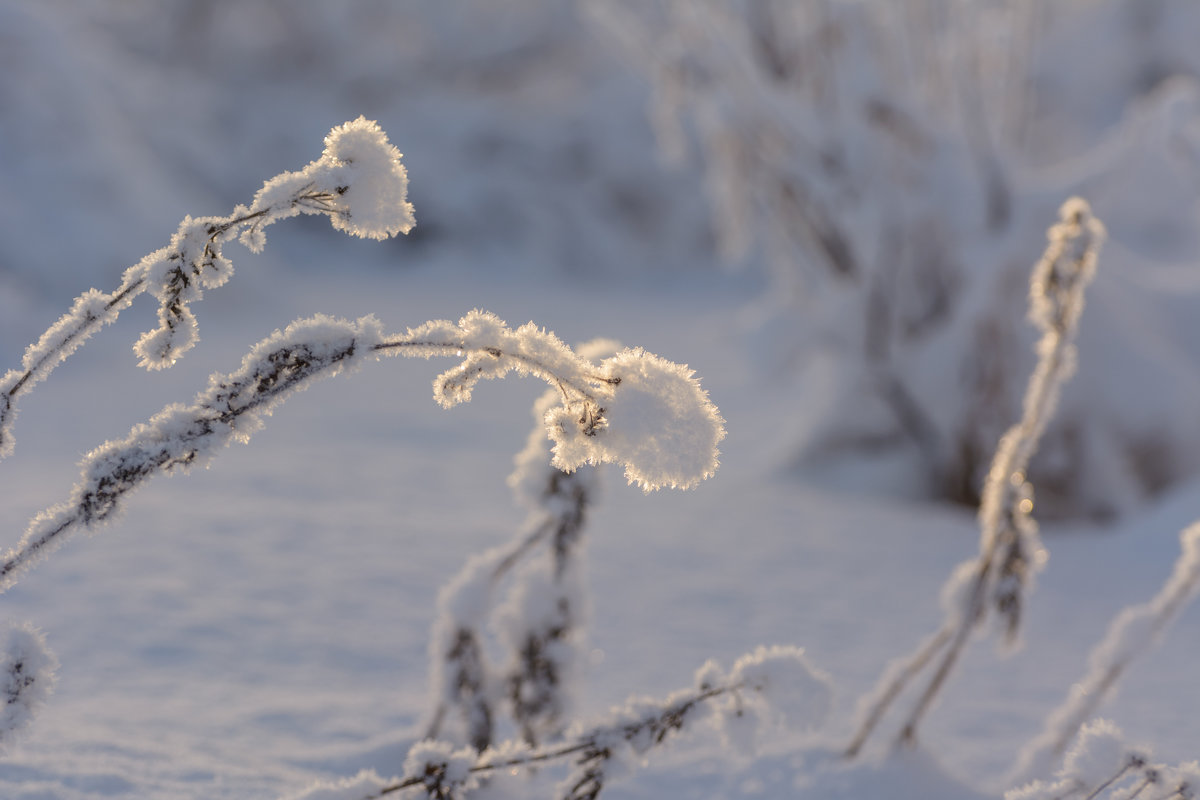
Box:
[3, 3, 1200, 799]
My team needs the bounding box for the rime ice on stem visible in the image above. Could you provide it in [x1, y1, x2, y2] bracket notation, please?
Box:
[845, 198, 1105, 757]
[0, 315, 384, 595]
[0, 117, 414, 460]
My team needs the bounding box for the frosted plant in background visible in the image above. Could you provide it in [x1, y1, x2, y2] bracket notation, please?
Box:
[587, 0, 1028, 501]
[587, 0, 1200, 519]
[845, 198, 1104, 757]
[1011, 522, 1200, 782]
[1006, 720, 1200, 800]
[426, 550, 503, 753]
[0, 116, 414, 459]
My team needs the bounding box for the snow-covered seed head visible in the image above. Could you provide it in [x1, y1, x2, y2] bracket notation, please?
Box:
[316, 117, 416, 240]
[1029, 196, 1104, 334]
[548, 348, 725, 491]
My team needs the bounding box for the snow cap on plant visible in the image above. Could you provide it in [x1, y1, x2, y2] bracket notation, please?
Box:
[249, 116, 415, 242]
[547, 347, 725, 491]
[316, 116, 416, 240]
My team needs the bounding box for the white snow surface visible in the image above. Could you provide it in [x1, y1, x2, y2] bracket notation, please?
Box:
[1, 3, 1200, 799]
[2, 259, 1199, 799]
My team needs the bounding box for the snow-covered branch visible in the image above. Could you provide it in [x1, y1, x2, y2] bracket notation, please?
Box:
[845, 197, 1104, 756]
[0, 116, 414, 460]
[0, 314, 723, 597]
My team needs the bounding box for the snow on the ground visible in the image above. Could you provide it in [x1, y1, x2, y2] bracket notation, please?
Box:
[1, 251, 1199, 799]
[2, 3, 1200, 799]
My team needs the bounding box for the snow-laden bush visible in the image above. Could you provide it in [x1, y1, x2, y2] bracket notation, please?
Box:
[588, 0, 1200, 520]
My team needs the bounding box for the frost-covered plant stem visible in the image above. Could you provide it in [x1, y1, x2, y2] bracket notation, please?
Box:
[845, 198, 1104, 756]
[503, 475, 589, 748]
[1011, 523, 1200, 781]
[1005, 720, 1198, 800]
[427, 381, 597, 752]
[0, 311, 723, 597]
[0, 116, 414, 460]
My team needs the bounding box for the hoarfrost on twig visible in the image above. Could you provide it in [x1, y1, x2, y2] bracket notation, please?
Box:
[0, 117, 413, 459]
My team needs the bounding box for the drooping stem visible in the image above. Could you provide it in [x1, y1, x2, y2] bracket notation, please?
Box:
[373, 339, 619, 406]
[1, 311, 723, 597]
